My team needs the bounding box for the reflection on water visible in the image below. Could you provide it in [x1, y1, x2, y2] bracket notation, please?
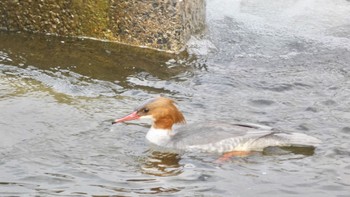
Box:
[1, 0, 350, 196]
[263, 146, 316, 156]
[0, 31, 197, 97]
[141, 151, 182, 177]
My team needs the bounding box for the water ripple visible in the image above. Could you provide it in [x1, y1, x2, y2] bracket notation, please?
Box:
[0, 64, 123, 97]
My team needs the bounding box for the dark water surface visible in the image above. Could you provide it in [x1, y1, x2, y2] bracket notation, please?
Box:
[1, 0, 350, 196]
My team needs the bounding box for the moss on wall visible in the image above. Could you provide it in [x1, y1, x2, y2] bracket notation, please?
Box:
[0, 0, 111, 37]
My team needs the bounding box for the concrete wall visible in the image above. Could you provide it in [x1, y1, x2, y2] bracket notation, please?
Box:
[0, 0, 206, 53]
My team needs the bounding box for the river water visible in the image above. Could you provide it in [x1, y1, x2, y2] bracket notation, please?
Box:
[1, 0, 350, 196]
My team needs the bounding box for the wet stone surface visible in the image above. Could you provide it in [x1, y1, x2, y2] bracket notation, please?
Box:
[110, 0, 206, 52]
[0, 0, 205, 53]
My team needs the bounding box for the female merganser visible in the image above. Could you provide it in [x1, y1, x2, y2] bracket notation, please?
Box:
[112, 97, 321, 153]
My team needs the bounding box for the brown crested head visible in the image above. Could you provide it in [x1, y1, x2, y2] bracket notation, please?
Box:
[135, 97, 186, 129]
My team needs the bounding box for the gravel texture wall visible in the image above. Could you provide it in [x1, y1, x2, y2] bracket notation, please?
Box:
[0, 0, 205, 53]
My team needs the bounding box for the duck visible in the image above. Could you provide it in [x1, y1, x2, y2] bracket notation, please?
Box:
[112, 97, 321, 154]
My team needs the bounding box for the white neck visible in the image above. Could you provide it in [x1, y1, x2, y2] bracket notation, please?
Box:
[146, 127, 172, 146]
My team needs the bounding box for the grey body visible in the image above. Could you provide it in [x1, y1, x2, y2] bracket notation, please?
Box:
[165, 122, 321, 153]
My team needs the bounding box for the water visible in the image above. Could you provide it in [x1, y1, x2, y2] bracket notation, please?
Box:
[1, 0, 350, 196]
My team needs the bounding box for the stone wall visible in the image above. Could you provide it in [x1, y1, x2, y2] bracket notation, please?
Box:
[0, 0, 206, 53]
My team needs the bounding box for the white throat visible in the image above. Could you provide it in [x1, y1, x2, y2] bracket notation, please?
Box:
[146, 127, 172, 146]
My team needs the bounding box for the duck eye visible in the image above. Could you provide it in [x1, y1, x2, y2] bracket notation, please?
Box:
[143, 108, 149, 113]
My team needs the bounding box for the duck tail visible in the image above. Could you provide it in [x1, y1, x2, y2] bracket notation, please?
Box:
[275, 132, 322, 147]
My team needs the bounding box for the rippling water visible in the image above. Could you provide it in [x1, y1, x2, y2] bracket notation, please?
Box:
[1, 0, 350, 196]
